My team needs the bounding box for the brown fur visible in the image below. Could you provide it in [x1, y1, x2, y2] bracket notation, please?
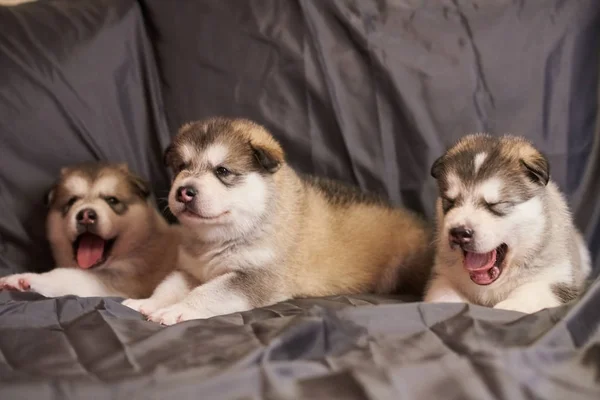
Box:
[45, 162, 179, 298]
[425, 133, 591, 312]
[169, 118, 434, 301]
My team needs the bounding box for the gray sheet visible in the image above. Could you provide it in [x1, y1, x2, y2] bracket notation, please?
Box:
[1, 281, 599, 399]
[1, 1, 600, 398]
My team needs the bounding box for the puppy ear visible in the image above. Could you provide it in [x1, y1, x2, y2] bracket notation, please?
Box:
[163, 144, 174, 167]
[44, 185, 56, 207]
[520, 151, 550, 186]
[128, 174, 151, 199]
[430, 155, 446, 179]
[252, 144, 284, 174]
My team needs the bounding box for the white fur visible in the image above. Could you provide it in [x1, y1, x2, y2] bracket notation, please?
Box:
[147, 272, 253, 325]
[424, 277, 468, 303]
[427, 173, 586, 313]
[123, 271, 191, 316]
[170, 171, 269, 243]
[202, 144, 228, 167]
[93, 176, 119, 197]
[0, 268, 118, 297]
[445, 172, 461, 199]
[69, 199, 115, 240]
[64, 176, 89, 196]
[476, 177, 502, 205]
[180, 244, 275, 284]
[124, 135, 279, 325]
[443, 183, 545, 254]
[576, 232, 592, 278]
[473, 152, 487, 174]
[494, 280, 562, 313]
[179, 143, 196, 164]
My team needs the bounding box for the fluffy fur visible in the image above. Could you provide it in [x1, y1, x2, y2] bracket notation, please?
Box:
[124, 117, 434, 325]
[0, 162, 179, 298]
[424, 134, 592, 313]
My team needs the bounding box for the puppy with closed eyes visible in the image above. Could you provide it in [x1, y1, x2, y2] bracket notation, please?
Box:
[424, 134, 591, 314]
[0, 162, 179, 299]
[123, 117, 433, 325]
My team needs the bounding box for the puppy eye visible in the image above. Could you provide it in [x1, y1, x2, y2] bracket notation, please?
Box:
[441, 197, 455, 212]
[66, 196, 79, 207]
[486, 201, 511, 207]
[215, 166, 231, 178]
[485, 201, 513, 215]
[105, 196, 120, 205]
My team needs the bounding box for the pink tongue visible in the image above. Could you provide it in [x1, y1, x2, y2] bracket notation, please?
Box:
[76, 234, 105, 269]
[463, 249, 496, 271]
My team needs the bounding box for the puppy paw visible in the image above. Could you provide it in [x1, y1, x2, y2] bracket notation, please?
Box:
[494, 299, 531, 314]
[148, 302, 212, 326]
[0, 274, 34, 292]
[122, 298, 163, 316]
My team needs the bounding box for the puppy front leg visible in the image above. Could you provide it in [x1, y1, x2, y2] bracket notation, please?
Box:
[122, 271, 193, 316]
[0, 268, 117, 298]
[494, 283, 562, 314]
[423, 274, 469, 304]
[148, 271, 281, 325]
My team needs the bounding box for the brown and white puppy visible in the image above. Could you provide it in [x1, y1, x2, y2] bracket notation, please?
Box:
[0, 162, 179, 298]
[424, 134, 591, 313]
[123, 117, 433, 325]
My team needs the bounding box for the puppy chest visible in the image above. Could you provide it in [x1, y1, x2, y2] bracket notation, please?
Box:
[179, 245, 276, 282]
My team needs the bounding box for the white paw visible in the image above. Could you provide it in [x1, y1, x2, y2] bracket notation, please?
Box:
[494, 299, 536, 314]
[148, 302, 213, 326]
[0, 273, 36, 292]
[122, 298, 163, 316]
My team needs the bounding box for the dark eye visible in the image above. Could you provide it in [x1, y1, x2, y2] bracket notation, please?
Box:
[67, 196, 79, 207]
[105, 196, 120, 205]
[441, 197, 455, 212]
[215, 166, 231, 178]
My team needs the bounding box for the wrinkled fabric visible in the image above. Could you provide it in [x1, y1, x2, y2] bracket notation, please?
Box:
[1, 280, 599, 399]
[0, 1, 600, 398]
[142, 0, 600, 272]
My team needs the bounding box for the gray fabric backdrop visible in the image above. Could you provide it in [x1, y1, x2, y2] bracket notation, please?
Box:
[0, 0, 598, 274]
[0, 1, 600, 399]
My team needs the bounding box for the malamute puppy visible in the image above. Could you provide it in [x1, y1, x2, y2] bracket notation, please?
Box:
[424, 134, 591, 313]
[124, 118, 433, 325]
[0, 162, 179, 298]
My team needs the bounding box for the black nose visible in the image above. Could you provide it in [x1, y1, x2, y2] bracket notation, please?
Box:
[76, 208, 97, 224]
[176, 186, 197, 203]
[449, 226, 474, 244]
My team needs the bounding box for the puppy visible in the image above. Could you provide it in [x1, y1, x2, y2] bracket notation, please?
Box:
[123, 117, 433, 325]
[424, 134, 592, 313]
[0, 162, 179, 298]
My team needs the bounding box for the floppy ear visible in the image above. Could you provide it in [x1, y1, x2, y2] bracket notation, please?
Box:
[520, 151, 550, 186]
[128, 174, 151, 199]
[163, 144, 175, 167]
[430, 155, 446, 179]
[252, 144, 284, 174]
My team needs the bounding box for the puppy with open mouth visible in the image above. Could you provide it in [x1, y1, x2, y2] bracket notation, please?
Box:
[0, 162, 179, 298]
[424, 134, 592, 313]
[123, 117, 434, 325]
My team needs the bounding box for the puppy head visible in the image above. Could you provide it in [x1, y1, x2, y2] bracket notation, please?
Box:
[431, 134, 550, 285]
[45, 162, 152, 269]
[164, 117, 285, 241]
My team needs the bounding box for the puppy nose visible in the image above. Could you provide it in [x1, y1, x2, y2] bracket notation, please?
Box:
[76, 208, 97, 225]
[177, 186, 197, 203]
[449, 226, 474, 244]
